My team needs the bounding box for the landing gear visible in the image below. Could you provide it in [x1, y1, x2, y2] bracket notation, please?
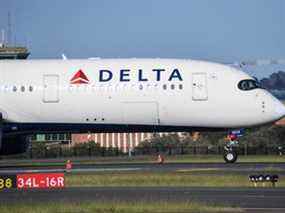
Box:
[223, 149, 238, 163]
[223, 139, 239, 163]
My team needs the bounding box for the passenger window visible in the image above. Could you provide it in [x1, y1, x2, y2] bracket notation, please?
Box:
[163, 84, 167, 90]
[171, 84, 175, 90]
[13, 86, 17, 92]
[21, 86, 25, 92]
[179, 84, 183, 90]
[29, 86, 33, 92]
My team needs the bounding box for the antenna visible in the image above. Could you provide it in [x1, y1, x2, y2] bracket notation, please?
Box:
[1, 29, 5, 46]
[7, 11, 12, 45]
[13, 18, 16, 45]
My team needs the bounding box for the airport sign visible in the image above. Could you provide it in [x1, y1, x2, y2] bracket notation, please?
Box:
[17, 173, 65, 189]
[0, 173, 65, 189]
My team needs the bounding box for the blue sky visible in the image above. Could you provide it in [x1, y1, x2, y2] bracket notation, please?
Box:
[0, 0, 284, 78]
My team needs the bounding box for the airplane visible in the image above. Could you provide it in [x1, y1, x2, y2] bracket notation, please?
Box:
[0, 58, 284, 163]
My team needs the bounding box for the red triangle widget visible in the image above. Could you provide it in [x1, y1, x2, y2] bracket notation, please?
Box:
[70, 69, 89, 84]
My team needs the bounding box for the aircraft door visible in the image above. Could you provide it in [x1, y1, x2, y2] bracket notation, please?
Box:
[43, 75, 59, 103]
[192, 73, 208, 101]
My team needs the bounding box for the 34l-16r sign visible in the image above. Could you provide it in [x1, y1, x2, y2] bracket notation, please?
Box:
[0, 173, 65, 189]
[17, 173, 65, 189]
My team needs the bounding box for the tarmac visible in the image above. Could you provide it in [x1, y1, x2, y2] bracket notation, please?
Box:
[0, 161, 284, 212]
[0, 187, 285, 212]
[0, 162, 285, 174]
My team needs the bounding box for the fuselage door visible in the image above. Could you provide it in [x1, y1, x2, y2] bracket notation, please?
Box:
[43, 75, 59, 103]
[192, 73, 208, 101]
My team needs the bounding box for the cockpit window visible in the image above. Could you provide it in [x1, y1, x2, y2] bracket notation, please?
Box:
[238, 79, 262, 91]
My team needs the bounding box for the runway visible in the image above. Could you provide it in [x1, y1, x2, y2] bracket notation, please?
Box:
[0, 162, 285, 174]
[0, 162, 285, 212]
[1, 187, 285, 211]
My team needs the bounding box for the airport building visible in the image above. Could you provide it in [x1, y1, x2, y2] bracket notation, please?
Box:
[0, 33, 30, 59]
[32, 132, 156, 152]
[72, 133, 154, 152]
[31, 132, 188, 152]
[31, 133, 72, 145]
[0, 45, 30, 59]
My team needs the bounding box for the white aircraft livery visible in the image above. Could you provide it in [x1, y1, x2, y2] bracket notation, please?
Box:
[0, 58, 284, 161]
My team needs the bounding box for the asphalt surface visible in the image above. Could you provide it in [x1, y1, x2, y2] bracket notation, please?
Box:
[0, 162, 285, 174]
[0, 187, 285, 212]
[0, 162, 285, 212]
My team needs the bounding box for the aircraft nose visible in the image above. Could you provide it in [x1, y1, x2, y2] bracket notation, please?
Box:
[274, 100, 285, 119]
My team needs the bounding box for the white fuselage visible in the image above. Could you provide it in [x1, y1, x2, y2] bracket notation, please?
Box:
[0, 58, 284, 134]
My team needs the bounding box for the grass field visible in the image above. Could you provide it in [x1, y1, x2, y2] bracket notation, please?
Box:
[0, 201, 243, 213]
[1, 155, 285, 167]
[66, 170, 284, 187]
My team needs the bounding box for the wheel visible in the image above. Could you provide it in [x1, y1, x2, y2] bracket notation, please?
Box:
[223, 151, 238, 163]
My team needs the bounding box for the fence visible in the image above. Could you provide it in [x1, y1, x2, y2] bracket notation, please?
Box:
[24, 144, 284, 159]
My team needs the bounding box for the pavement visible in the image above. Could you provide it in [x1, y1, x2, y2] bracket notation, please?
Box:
[0, 187, 285, 212]
[0, 161, 284, 212]
[0, 162, 285, 174]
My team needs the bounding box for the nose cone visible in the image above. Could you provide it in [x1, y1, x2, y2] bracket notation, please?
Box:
[274, 100, 285, 119]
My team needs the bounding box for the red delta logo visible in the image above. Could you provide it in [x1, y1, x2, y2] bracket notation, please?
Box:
[70, 69, 89, 84]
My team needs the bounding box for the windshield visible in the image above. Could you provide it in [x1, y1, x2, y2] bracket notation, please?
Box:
[238, 79, 262, 91]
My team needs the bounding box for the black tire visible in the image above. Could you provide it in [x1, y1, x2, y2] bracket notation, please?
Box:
[223, 151, 238, 163]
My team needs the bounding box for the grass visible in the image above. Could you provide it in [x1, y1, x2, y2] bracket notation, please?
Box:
[0, 201, 243, 213]
[167, 155, 285, 163]
[1, 155, 285, 167]
[66, 171, 285, 187]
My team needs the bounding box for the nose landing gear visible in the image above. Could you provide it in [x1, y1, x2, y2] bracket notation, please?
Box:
[223, 134, 239, 163]
[223, 146, 238, 163]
